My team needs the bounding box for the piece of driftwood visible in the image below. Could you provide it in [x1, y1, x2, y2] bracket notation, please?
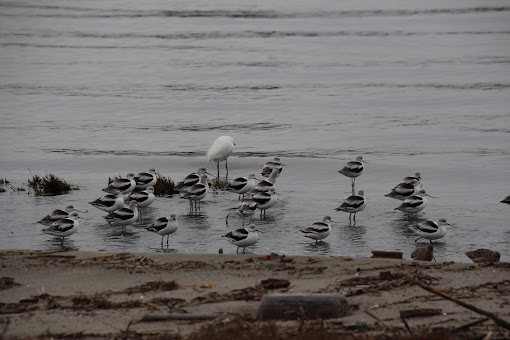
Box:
[364, 310, 388, 328]
[139, 314, 219, 322]
[412, 280, 510, 330]
[400, 314, 413, 335]
[400, 308, 442, 319]
[256, 293, 349, 320]
[371, 251, 403, 259]
[455, 317, 489, 331]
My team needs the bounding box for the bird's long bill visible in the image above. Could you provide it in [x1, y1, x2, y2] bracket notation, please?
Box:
[205, 171, 218, 179]
[425, 194, 438, 198]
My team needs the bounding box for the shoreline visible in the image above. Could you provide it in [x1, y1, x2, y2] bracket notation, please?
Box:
[1, 249, 509, 338]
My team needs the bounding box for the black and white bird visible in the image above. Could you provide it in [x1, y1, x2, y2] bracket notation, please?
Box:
[339, 156, 365, 194]
[385, 182, 419, 201]
[89, 191, 124, 213]
[261, 157, 284, 178]
[42, 211, 79, 246]
[224, 173, 257, 200]
[222, 224, 259, 253]
[237, 192, 258, 224]
[104, 200, 138, 233]
[396, 171, 424, 189]
[253, 168, 278, 193]
[181, 174, 208, 211]
[146, 213, 178, 246]
[102, 173, 136, 195]
[134, 168, 157, 190]
[501, 195, 510, 204]
[301, 216, 333, 243]
[252, 187, 277, 217]
[335, 190, 367, 225]
[37, 205, 81, 226]
[394, 189, 432, 215]
[175, 167, 210, 193]
[126, 186, 155, 219]
[409, 218, 449, 243]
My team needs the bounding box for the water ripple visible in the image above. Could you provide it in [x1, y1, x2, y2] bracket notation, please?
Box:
[139, 122, 290, 132]
[2, 31, 509, 45]
[46, 147, 510, 159]
[1, 4, 509, 19]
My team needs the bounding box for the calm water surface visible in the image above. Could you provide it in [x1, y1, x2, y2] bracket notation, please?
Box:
[1, 0, 509, 262]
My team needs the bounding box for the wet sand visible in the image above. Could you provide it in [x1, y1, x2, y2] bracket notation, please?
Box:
[0, 250, 509, 339]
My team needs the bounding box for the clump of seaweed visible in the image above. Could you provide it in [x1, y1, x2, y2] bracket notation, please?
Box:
[154, 173, 179, 196]
[28, 172, 78, 196]
[9, 185, 25, 193]
[0, 178, 9, 193]
[211, 177, 228, 191]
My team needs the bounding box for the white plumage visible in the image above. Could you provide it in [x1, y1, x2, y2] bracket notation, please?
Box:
[207, 136, 235, 179]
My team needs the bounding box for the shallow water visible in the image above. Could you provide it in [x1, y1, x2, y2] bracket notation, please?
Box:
[1, 0, 509, 262]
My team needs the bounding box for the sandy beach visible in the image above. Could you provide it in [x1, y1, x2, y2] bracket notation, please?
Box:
[0, 250, 509, 339]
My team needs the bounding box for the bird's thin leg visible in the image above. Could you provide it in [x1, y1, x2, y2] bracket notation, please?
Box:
[161, 236, 164, 246]
[216, 162, 220, 179]
[353, 213, 356, 225]
[351, 178, 355, 195]
[236, 247, 240, 254]
[348, 213, 352, 225]
[225, 159, 229, 180]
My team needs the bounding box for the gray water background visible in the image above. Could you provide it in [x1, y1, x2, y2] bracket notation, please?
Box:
[1, 0, 509, 261]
